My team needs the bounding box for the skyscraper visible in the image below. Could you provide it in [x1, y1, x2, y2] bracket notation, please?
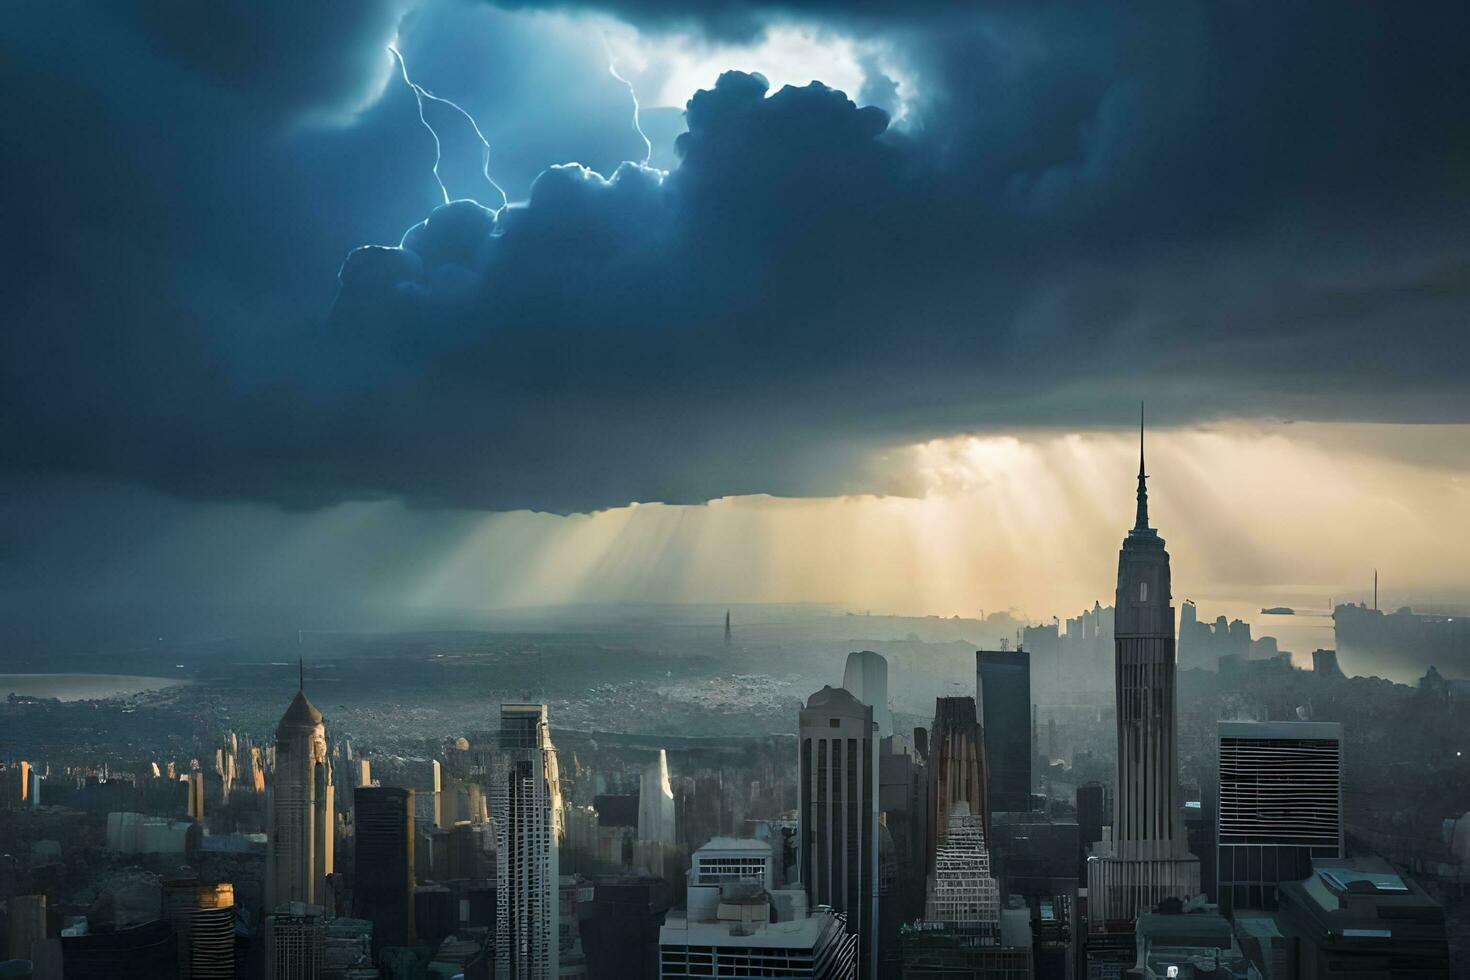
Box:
[353, 786, 416, 948]
[487, 703, 562, 979]
[975, 650, 1031, 813]
[1087, 411, 1199, 926]
[267, 668, 335, 915]
[842, 651, 892, 740]
[926, 697, 989, 871]
[162, 879, 235, 980]
[187, 771, 205, 823]
[1217, 721, 1343, 914]
[799, 685, 879, 979]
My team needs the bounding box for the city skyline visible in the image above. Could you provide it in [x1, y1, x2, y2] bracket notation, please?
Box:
[2, 0, 1468, 976]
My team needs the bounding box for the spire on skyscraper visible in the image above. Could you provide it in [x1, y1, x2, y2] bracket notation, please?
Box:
[1134, 401, 1150, 531]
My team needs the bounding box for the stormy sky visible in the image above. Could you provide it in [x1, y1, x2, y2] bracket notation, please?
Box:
[3, 1, 1468, 645]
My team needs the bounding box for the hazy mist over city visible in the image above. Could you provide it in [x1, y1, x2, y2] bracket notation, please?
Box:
[2, 1, 1468, 977]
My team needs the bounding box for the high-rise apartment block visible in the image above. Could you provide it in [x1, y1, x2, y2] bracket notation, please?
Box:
[485, 703, 563, 980]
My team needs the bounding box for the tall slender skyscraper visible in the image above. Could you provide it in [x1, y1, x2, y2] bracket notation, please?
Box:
[488, 703, 562, 979]
[799, 685, 879, 979]
[1087, 411, 1199, 927]
[926, 696, 989, 871]
[353, 786, 416, 948]
[267, 667, 335, 914]
[975, 650, 1031, 813]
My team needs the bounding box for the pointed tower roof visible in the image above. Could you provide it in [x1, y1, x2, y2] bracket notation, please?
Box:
[1134, 401, 1150, 532]
[277, 660, 323, 734]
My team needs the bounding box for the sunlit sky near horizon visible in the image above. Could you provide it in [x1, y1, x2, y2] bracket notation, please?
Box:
[8, 422, 1467, 659]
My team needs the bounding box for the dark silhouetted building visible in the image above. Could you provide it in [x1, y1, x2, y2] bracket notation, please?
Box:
[1077, 782, 1105, 878]
[976, 650, 1032, 813]
[578, 876, 670, 980]
[353, 785, 416, 949]
[1276, 857, 1449, 978]
[60, 920, 177, 979]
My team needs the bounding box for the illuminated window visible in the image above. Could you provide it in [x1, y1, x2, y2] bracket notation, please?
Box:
[1139, 581, 1149, 602]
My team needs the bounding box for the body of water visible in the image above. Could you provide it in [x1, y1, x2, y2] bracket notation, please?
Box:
[0, 673, 188, 701]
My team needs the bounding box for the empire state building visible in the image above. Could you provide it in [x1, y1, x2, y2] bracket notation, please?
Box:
[1087, 411, 1200, 927]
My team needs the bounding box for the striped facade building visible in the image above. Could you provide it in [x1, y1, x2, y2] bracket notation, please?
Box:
[1217, 720, 1343, 913]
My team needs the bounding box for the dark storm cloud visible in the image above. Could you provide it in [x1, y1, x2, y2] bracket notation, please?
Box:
[2, 1, 1467, 514]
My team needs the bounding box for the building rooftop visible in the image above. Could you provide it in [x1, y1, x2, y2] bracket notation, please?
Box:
[661, 910, 829, 949]
[277, 689, 323, 731]
[1218, 720, 1343, 740]
[697, 837, 773, 853]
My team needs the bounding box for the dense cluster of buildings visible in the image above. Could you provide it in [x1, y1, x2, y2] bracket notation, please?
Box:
[0, 427, 1457, 978]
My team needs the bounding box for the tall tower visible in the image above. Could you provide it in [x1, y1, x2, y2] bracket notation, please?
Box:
[266, 665, 335, 915]
[843, 650, 892, 739]
[975, 650, 1031, 813]
[1087, 408, 1199, 927]
[926, 697, 990, 871]
[489, 703, 562, 979]
[799, 685, 879, 979]
[354, 786, 416, 948]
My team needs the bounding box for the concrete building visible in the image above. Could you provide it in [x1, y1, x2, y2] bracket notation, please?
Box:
[1217, 721, 1343, 914]
[1088, 416, 1200, 927]
[975, 650, 1032, 813]
[353, 785, 416, 949]
[923, 802, 999, 932]
[484, 703, 563, 980]
[266, 673, 335, 915]
[1132, 911, 1249, 979]
[691, 837, 775, 891]
[105, 812, 201, 858]
[843, 651, 892, 739]
[799, 686, 879, 978]
[162, 879, 235, 980]
[659, 891, 856, 979]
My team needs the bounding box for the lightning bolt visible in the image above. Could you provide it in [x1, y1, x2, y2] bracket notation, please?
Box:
[388, 45, 509, 212]
[602, 36, 653, 167]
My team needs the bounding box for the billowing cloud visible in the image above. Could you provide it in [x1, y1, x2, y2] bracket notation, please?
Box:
[1, 1, 1467, 515]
